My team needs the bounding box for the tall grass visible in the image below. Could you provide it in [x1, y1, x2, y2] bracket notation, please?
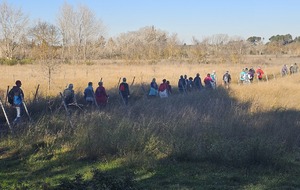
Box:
[1, 57, 300, 188]
[2, 80, 299, 169]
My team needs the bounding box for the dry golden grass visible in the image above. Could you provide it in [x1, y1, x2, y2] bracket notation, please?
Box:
[1, 55, 300, 111]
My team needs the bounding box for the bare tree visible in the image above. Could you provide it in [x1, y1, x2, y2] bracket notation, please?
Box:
[104, 37, 117, 58]
[188, 36, 209, 63]
[165, 33, 181, 59]
[115, 26, 169, 60]
[57, 3, 106, 62]
[29, 21, 60, 91]
[0, 1, 29, 59]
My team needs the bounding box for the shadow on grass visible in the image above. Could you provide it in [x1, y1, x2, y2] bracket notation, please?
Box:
[1, 85, 300, 189]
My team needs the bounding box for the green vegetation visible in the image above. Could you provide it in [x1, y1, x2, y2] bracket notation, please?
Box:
[1, 87, 300, 189]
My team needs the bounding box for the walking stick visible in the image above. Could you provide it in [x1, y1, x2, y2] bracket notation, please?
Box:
[117, 77, 121, 88]
[0, 97, 12, 132]
[33, 84, 40, 103]
[131, 76, 136, 87]
[21, 95, 31, 121]
[5, 86, 9, 106]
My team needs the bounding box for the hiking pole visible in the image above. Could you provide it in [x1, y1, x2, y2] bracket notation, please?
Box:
[21, 95, 31, 121]
[0, 97, 12, 132]
[33, 84, 40, 103]
[59, 92, 74, 128]
[131, 76, 136, 87]
[5, 86, 9, 106]
[117, 77, 121, 87]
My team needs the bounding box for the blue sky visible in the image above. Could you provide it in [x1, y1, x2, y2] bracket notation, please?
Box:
[5, 0, 300, 44]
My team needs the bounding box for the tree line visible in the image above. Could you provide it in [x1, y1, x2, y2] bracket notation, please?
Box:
[0, 1, 300, 65]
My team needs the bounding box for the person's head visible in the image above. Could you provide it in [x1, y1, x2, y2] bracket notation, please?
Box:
[189, 77, 193, 81]
[295, 63, 297, 65]
[212, 70, 216, 73]
[123, 77, 126, 82]
[88, 82, 93, 86]
[207, 73, 210, 77]
[180, 75, 183, 79]
[184, 75, 187, 79]
[98, 81, 103, 86]
[162, 79, 166, 83]
[226, 71, 229, 74]
[166, 80, 170, 84]
[68, 84, 73, 89]
[152, 78, 156, 82]
[15, 80, 22, 87]
[196, 73, 200, 77]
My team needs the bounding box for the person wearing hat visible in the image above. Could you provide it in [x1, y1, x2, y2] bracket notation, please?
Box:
[63, 83, 75, 105]
[95, 81, 109, 107]
[9, 80, 24, 123]
[119, 78, 130, 105]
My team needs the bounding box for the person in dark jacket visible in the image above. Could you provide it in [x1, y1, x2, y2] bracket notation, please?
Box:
[119, 78, 130, 105]
[63, 84, 75, 105]
[222, 71, 231, 89]
[178, 75, 186, 93]
[193, 73, 203, 91]
[9, 80, 24, 123]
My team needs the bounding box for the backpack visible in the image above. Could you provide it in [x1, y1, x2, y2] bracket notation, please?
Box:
[119, 84, 125, 92]
[8, 88, 14, 105]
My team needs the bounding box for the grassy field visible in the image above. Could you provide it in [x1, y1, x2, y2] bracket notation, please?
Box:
[0, 55, 300, 189]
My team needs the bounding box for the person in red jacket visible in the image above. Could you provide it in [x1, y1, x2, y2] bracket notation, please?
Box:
[95, 81, 109, 107]
[204, 73, 214, 89]
[256, 66, 264, 81]
[158, 79, 168, 98]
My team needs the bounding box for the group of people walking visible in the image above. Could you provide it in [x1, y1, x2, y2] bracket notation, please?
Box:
[281, 63, 299, 76]
[63, 81, 109, 108]
[148, 70, 232, 99]
[4, 63, 298, 124]
[239, 66, 264, 84]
